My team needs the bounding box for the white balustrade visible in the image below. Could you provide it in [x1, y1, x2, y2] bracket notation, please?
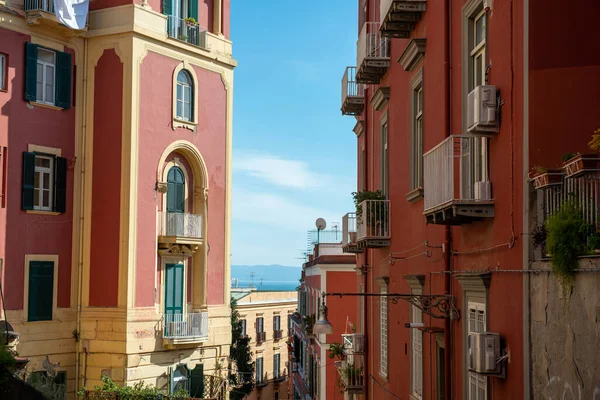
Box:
[342, 67, 364, 105]
[166, 15, 207, 48]
[158, 212, 203, 239]
[163, 312, 208, 339]
[342, 212, 358, 245]
[356, 200, 391, 241]
[357, 22, 390, 69]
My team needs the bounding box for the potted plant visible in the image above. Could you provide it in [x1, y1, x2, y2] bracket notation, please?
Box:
[328, 343, 345, 360]
[562, 150, 600, 179]
[352, 190, 388, 236]
[184, 17, 197, 26]
[341, 363, 364, 386]
[528, 165, 563, 189]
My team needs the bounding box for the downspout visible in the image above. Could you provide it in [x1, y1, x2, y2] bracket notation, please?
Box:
[443, 1, 453, 399]
[522, 0, 531, 397]
[75, 37, 89, 395]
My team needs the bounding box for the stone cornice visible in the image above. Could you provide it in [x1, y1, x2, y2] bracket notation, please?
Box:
[398, 38, 427, 71]
[353, 120, 365, 137]
[403, 274, 425, 291]
[370, 87, 391, 111]
[454, 272, 491, 292]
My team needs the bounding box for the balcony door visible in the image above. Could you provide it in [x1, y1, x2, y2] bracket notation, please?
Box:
[165, 263, 184, 316]
[166, 167, 186, 236]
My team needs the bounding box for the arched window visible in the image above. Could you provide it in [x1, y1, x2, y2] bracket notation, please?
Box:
[167, 166, 185, 213]
[176, 70, 193, 122]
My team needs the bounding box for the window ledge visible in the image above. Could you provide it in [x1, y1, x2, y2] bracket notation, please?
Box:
[29, 102, 63, 111]
[26, 210, 61, 216]
[172, 118, 197, 131]
[409, 394, 423, 400]
[405, 187, 424, 203]
[378, 372, 388, 381]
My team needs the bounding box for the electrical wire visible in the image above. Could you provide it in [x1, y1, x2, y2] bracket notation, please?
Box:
[452, 237, 515, 256]
[390, 241, 427, 255]
[430, 267, 600, 275]
[369, 373, 402, 400]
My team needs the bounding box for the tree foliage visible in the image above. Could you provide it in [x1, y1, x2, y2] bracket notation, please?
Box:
[228, 298, 255, 400]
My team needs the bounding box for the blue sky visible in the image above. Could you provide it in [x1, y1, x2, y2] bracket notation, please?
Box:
[230, 0, 358, 266]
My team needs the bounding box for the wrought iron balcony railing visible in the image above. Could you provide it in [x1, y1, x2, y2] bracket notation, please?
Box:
[356, 200, 391, 248]
[158, 212, 203, 240]
[163, 312, 208, 339]
[166, 16, 207, 49]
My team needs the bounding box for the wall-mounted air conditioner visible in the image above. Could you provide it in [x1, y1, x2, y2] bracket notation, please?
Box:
[468, 332, 504, 376]
[467, 85, 498, 133]
[342, 333, 365, 354]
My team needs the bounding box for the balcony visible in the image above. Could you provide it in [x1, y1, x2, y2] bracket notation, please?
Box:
[342, 212, 363, 254]
[356, 22, 390, 84]
[167, 16, 207, 49]
[380, 0, 427, 38]
[256, 331, 266, 343]
[158, 212, 203, 246]
[162, 312, 208, 346]
[274, 330, 284, 340]
[341, 67, 364, 116]
[334, 354, 365, 394]
[356, 200, 391, 248]
[423, 135, 494, 225]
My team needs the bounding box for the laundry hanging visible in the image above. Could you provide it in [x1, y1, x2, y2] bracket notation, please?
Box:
[53, 0, 89, 30]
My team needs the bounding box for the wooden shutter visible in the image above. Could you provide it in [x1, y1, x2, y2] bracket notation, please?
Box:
[28, 261, 54, 321]
[55, 51, 72, 109]
[22, 152, 36, 210]
[24, 43, 38, 102]
[163, 0, 172, 15]
[165, 264, 184, 315]
[54, 157, 67, 213]
[188, 0, 198, 21]
[189, 364, 204, 398]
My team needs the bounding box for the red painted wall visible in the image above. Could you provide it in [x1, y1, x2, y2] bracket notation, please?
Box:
[0, 29, 75, 310]
[89, 49, 123, 307]
[137, 51, 226, 307]
[354, 1, 525, 399]
[222, 0, 230, 38]
[89, 0, 132, 11]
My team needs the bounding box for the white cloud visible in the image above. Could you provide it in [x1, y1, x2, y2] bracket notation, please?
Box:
[232, 187, 342, 231]
[233, 150, 330, 189]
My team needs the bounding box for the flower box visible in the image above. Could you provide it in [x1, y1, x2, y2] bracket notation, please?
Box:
[529, 169, 563, 190]
[562, 153, 600, 178]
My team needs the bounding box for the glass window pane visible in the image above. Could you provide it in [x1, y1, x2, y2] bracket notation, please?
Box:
[176, 101, 182, 118]
[42, 190, 49, 207]
[475, 14, 486, 46]
[34, 189, 40, 207]
[38, 49, 55, 64]
[176, 84, 182, 100]
[36, 158, 50, 168]
[43, 173, 50, 189]
[475, 54, 483, 87]
[34, 172, 40, 189]
[183, 86, 190, 103]
[183, 104, 190, 120]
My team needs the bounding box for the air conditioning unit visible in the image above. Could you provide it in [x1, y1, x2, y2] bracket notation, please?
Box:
[467, 85, 498, 133]
[468, 332, 502, 375]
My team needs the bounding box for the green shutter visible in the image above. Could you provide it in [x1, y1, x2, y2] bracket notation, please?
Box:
[189, 364, 204, 398]
[55, 51, 71, 109]
[54, 157, 67, 213]
[28, 261, 54, 321]
[163, 0, 172, 15]
[165, 264, 184, 315]
[22, 152, 35, 210]
[188, 0, 198, 21]
[24, 43, 38, 102]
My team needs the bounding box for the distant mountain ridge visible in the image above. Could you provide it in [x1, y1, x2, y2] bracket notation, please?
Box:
[232, 264, 301, 283]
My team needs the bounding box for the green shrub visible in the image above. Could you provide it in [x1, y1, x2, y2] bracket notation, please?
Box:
[546, 201, 587, 279]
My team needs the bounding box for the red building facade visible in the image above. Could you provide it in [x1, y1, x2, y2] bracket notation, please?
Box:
[339, 1, 600, 399]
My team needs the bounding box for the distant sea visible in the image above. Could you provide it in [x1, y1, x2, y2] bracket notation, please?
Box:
[232, 280, 298, 291]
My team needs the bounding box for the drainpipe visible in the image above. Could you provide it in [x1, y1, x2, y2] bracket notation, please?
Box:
[444, 1, 453, 399]
[75, 37, 89, 395]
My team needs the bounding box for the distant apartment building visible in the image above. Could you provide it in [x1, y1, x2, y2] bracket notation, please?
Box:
[335, 0, 600, 399]
[0, 0, 234, 397]
[291, 236, 357, 400]
[233, 289, 297, 400]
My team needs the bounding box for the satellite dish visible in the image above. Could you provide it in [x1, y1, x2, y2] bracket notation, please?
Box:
[315, 218, 326, 230]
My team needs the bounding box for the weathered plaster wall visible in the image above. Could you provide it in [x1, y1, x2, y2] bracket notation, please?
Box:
[530, 260, 600, 399]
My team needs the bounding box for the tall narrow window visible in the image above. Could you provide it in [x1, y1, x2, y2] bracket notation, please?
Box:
[273, 315, 281, 333]
[176, 70, 193, 122]
[409, 68, 424, 197]
[256, 357, 264, 384]
[22, 152, 67, 213]
[34, 155, 53, 211]
[411, 303, 423, 398]
[468, 302, 487, 400]
[28, 261, 54, 321]
[167, 166, 185, 213]
[380, 116, 389, 196]
[273, 354, 280, 378]
[37, 48, 55, 105]
[240, 319, 247, 337]
[0, 53, 6, 91]
[379, 286, 388, 377]
[25, 43, 71, 109]
[359, 142, 366, 191]
[471, 10, 486, 89]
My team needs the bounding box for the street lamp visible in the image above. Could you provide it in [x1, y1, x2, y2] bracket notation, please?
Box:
[313, 298, 333, 335]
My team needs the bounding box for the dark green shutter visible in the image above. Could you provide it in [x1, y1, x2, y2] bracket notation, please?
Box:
[163, 0, 172, 15]
[189, 364, 204, 398]
[188, 0, 198, 21]
[54, 157, 67, 213]
[22, 152, 36, 210]
[55, 51, 71, 109]
[165, 264, 184, 315]
[24, 43, 38, 102]
[28, 261, 54, 321]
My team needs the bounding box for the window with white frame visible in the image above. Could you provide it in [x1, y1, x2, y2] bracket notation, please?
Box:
[176, 70, 193, 121]
[410, 70, 424, 192]
[34, 155, 54, 211]
[0, 53, 6, 91]
[380, 115, 389, 197]
[36, 48, 55, 105]
[411, 303, 423, 398]
[471, 10, 486, 89]
[379, 286, 388, 377]
[468, 302, 487, 400]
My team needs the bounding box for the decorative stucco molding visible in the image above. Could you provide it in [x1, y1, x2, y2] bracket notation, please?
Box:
[370, 87, 391, 111]
[353, 120, 365, 138]
[158, 244, 197, 257]
[156, 181, 168, 193]
[403, 274, 425, 291]
[398, 38, 427, 72]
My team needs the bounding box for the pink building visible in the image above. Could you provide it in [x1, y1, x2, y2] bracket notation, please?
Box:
[291, 235, 357, 400]
[0, 0, 234, 397]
